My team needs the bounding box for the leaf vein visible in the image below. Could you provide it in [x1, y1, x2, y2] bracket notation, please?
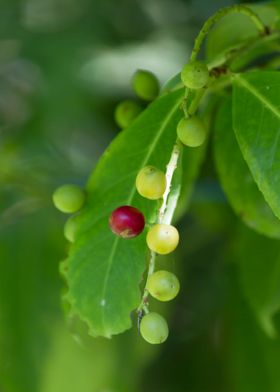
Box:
[236, 75, 280, 120]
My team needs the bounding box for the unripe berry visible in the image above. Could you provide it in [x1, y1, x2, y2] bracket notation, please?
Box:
[146, 224, 179, 255]
[147, 270, 180, 302]
[114, 100, 142, 129]
[136, 166, 166, 200]
[52, 184, 85, 214]
[181, 61, 209, 90]
[64, 215, 80, 242]
[177, 116, 206, 147]
[109, 205, 145, 238]
[140, 312, 169, 344]
[132, 69, 159, 101]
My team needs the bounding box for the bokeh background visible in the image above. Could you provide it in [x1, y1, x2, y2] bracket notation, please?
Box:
[1, 0, 280, 391]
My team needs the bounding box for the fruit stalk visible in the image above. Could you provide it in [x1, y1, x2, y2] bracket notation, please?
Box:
[190, 5, 266, 62]
[137, 138, 182, 316]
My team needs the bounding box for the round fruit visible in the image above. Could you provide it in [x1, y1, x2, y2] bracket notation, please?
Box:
[64, 215, 80, 242]
[136, 166, 166, 200]
[114, 100, 142, 129]
[177, 116, 206, 147]
[140, 312, 169, 344]
[109, 205, 145, 238]
[132, 69, 159, 101]
[146, 224, 179, 255]
[147, 270, 180, 301]
[181, 61, 209, 90]
[52, 184, 85, 214]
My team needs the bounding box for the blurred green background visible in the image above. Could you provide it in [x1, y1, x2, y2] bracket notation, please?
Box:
[1, 0, 280, 391]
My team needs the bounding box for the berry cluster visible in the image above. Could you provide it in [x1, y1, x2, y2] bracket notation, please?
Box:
[114, 69, 159, 129]
[109, 62, 210, 344]
[52, 63, 209, 344]
[109, 163, 180, 345]
[52, 184, 85, 242]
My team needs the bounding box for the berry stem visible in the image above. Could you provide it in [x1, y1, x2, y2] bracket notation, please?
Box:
[190, 5, 267, 62]
[182, 27, 279, 116]
[209, 30, 280, 70]
[137, 138, 183, 319]
[137, 250, 156, 315]
[188, 88, 206, 116]
[182, 87, 206, 120]
[181, 8, 276, 117]
[182, 89, 190, 117]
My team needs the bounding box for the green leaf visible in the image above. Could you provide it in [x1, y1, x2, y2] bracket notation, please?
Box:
[214, 96, 280, 238]
[233, 225, 280, 337]
[62, 89, 186, 338]
[233, 71, 280, 221]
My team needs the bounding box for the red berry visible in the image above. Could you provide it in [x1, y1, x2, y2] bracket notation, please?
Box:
[109, 206, 145, 238]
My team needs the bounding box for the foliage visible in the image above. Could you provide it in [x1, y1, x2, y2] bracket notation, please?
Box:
[1, 1, 280, 391]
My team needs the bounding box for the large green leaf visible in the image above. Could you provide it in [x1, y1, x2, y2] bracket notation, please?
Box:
[233, 71, 280, 221]
[214, 96, 280, 238]
[62, 89, 193, 338]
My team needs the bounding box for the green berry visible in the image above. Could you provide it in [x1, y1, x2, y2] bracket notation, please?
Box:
[181, 61, 209, 90]
[114, 100, 142, 129]
[52, 184, 85, 214]
[147, 270, 180, 302]
[146, 224, 179, 255]
[64, 215, 80, 242]
[140, 312, 169, 344]
[177, 116, 206, 147]
[132, 69, 159, 101]
[136, 166, 166, 200]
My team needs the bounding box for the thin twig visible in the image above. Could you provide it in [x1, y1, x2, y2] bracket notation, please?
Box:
[190, 5, 267, 62]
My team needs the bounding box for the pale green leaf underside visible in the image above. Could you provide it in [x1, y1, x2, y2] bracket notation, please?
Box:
[62, 89, 185, 338]
[233, 71, 280, 221]
[214, 96, 280, 238]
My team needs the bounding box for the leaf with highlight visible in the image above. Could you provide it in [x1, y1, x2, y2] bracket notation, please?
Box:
[62, 90, 185, 337]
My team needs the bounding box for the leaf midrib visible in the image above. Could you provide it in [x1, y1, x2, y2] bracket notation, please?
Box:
[100, 93, 184, 334]
[235, 75, 280, 120]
